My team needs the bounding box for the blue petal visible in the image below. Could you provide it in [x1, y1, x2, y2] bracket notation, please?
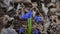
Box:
[19, 27, 24, 33]
[33, 29, 39, 34]
[34, 16, 42, 23]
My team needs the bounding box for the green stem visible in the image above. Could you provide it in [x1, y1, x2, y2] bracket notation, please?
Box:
[26, 18, 32, 34]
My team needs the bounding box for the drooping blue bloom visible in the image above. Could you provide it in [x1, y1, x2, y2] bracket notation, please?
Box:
[19, 12, 28, 19]
[26, 10, 33, 18]
[19, 10, 33, 20]
[34, 16, 42, 23]
[33, 29, 39, 34]
[19, 27, 24, 33]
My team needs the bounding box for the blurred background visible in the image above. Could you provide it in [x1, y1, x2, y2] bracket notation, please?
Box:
[0, 0, 60, 34]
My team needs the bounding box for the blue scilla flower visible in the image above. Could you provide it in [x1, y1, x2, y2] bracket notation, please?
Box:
[19, 12, 28, 19]
[26, 10, 33, 18]
[19, 10, 33, 20]
[19, 27, 24, 33]
[33, 29, 39, 34]
[34, 16, 42, 23]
